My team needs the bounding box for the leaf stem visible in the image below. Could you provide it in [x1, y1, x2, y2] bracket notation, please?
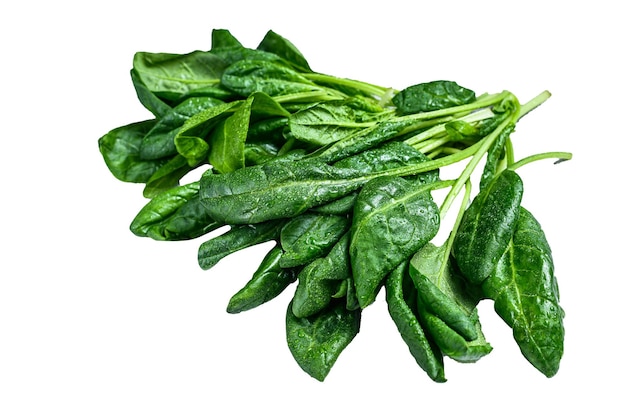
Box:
[507, 151, 573, 171]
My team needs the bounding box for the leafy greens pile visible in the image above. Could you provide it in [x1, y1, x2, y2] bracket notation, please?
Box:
[98, 29, 571, 382]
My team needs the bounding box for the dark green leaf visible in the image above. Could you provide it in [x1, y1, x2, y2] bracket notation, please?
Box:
[280, 213, 350, 268]
[174, 135, 209, 167]
[142, 154, 193, 198]
[257, 29, 312, 72]
[197, 220, 284, 270]
[482, 207, 565, 377]
[385, 260, 446, 382]
[130, 181, 222, 241]
[288, 99, 382, 146]
[479, 123, 515, 190]
[221, 60, 323, 97]
[133, 51, 232, 103]
[292, 258, 340, 318]
[350, 176, 440, 308]
[98, 120, 167, 183]
[452, 169, 523, 285]
[410, 243, 492, 363]
[139, 96, 223, 160]
[211, 28, 244, 50]
[392, 80, 476, 115]
[286, 299, 360, 381]
[198, 158, 369, 225]
[130, 69, 172, 119]
[227, 245, 296, 314]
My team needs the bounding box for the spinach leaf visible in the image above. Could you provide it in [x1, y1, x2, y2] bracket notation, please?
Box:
[139, 96, 223, 161]
[288, 99, 383, 146]
[198, 158, 369, 224]
[98, 120, 167, 183]
[221, 60, 324, 97]
[350, 176, 440, 308]
[197, 220, 284, 270]
[133, 51, 233, 103]
[208, 96, 254, 173]
[291, 232, 351, 317]
[311, 193, 358, 215]
[142, 154, 194, 198]
[211, 28, 244, 50]
[410, 243, 492, 363]
[174, 135, 209, 167]
[479, 123, 515, 190]
[279, 213, 350, 268]
[452, 169, 523, 285]
[227, 245, 296, 314]
[392, 80, 476, 115]
[286, 299, 360, 382]
[385, 260, 446, 382]
[257, 29, 312, 72]
[482, 207, 565, 377]
[130, 181, 222, 241]
[130, 69, 172, 119]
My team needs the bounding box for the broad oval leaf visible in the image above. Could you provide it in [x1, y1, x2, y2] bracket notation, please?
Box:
[227, 245, 296, 314]
[452, 169, 523, 285]
[482, 207, 565, 377]
[350, 176, 440, 308]
[392, 80, 476, 115]
[385, 261, 446, 382]
[286, 299, 360, 381]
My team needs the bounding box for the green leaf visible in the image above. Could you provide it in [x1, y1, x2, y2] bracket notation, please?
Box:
[221, 60, 323, 97]
[197, 220, 283, 270]
[452, 169, 523, 285]
[291, 232, 353, 318]
[257, 29, 312, 72]
[392, 80, 476, 115]
[208, 99, 253, 173]
[130, 181, 222, 241]
[410, 243, 492, 363]
[286, 299, 360, 381]
[142, 154, 193, 198]
[227, 245, 296, 314]
[479, 123, 515, 190]
[288, 99, 382, 146]
[385, 261, 446, 382]
[211, 28, 244, 50]
[130, 69, 172, 119]
[133, 50, 233, 103]
[174, 135, 209, 167]
[98, 120, 167, 183]
[198, 158, 369, 225]
[350, 176, 440, 308]
[482, 207, 565, 377]
[280, 213, 350, 268]
[139, 96, 223, 161]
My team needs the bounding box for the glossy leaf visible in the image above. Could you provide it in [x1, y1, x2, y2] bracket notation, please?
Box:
[288, 99, 382, 146]
[291, 232, 351, 317]
[257, 29, 312, 72]
[198, 158, 369, 224]
[286, 299, 360, 381]
[350, 176, 440, 308]
[130, 69, 171, 119]
[482, 207, 565, 377]
[211, 28, 244, 50]
[227, 245, 296, 314]
[139, 96, 223, 161]
[479, 123, 515, 190]
[221, 60, 323, 97]
[98, 120, 167, 183]
[133, 50, 232, 103]
[410, 244, 492, 363]
[130, 181, 222, 241]
[392, 80, 476, 115]
[385, 261, 446, 382]
[452, 169, 523, 285]
[142, 154, 193, 198]
[280, 213, 350, 268]
[197, 220, 283, 270]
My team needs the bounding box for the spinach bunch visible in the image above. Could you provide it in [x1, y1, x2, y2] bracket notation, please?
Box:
[98, 29, 571, 382]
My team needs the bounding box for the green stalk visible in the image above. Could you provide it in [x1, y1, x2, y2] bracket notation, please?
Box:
[507, 151, 573, 171]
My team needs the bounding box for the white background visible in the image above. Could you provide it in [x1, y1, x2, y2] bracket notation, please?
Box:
[1, 0, 624, 415]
